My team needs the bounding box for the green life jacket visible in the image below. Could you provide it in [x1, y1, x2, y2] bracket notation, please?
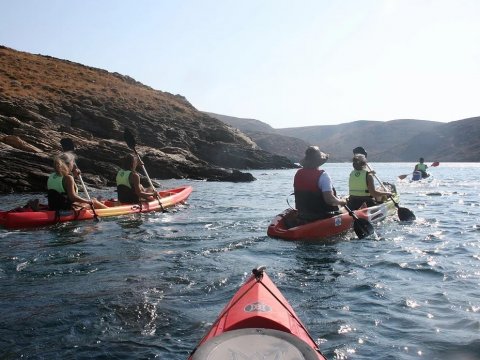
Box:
[416, 163, 427, 172]
[116, 170, 132, 188]
[47, 173, 66, 193]
[349, 169, 371, 196]
[47, 173, 75, 211]
[116, 170, 139, 203]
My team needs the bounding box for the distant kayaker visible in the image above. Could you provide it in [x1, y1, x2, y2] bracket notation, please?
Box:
[414, 158, 429, 178]
[294, 146, 347, 221]
[347, 154, 392, 210]
[116, 154, 156, 204]
[47, 152, 107, 210]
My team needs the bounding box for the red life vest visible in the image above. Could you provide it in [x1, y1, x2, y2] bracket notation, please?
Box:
[293, 168, 339, 219]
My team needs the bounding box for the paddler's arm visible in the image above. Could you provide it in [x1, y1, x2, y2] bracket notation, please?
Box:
[322, 191, 347, 207]
[367, 174, 392, 198]
[64, 175, 93, 204]
[131, 172, 155, 201]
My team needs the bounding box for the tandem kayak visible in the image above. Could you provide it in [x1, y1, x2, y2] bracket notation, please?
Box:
[188, 266, 327, 360]
[0, 186, 192, 230]
[267, 192, 399, 241]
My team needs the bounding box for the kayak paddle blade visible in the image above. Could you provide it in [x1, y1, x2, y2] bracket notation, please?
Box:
[124, 128, 136, 149]
[353, 218, 375, 239]
[430, 161, 440, 167]
[398, 207, 416, 221]
[60, 138, 75, 152]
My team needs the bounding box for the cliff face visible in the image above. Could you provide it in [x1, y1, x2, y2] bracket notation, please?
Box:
[0, 46, 295, 193]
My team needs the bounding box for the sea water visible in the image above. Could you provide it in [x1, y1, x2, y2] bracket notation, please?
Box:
[0, 163, 479, 359]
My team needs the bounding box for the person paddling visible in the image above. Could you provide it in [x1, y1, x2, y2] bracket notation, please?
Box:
[47, 153, 107, 211]
[347, 154, 392, 210]
[116, 154, 156, 204]
[414, 157, 430, 178]
[294, 146, 346, 222]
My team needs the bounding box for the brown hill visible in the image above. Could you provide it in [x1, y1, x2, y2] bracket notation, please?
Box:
[205, 112, 309, 162]
[205, 112, 275, 133]
[0, 46, 295, 193]
[379, 117, 480, 161]
[276, 119, 444, 161]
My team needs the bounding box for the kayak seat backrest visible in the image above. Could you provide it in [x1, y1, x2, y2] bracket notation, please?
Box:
[227, 317, 290, 333]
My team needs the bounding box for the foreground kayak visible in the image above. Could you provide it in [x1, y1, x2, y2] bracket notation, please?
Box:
[267, 192, 399, 241]
[0, 186, 192, 230]
[189, 266, 327, 360]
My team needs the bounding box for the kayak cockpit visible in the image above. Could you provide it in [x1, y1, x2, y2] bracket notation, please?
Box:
[191, 328, 322, 360]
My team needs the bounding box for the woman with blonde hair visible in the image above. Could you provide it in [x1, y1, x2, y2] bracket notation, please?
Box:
[47, 152, 107, 210]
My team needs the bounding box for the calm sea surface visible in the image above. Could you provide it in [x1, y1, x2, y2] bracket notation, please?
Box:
[1, 163, 479, 360]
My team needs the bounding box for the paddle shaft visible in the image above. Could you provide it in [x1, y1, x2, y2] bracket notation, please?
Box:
[123, 129, 165, 212]
[366, 164, 389, 192]
[60, 138, 99, 220]
[366, 163, 401, 206]
[74, 165, 99, 220]
[133, 149, 165, 212]
[366, 163, 416, 221]
[77, 172, 91, 200]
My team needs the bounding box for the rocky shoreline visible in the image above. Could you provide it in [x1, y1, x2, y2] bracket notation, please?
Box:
[0, 46, 295, 194]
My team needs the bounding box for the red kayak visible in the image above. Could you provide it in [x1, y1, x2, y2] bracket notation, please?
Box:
[267, 192, 399, 241]
[0, 186, 192, 230]
[189, 266, 327, 360]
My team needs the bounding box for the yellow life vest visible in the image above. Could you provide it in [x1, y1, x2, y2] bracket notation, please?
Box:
[416, 163, 427, 172]
[349, 169, 370, 196]
[116, 170, 132, 188]
[47, 173, 66, 194]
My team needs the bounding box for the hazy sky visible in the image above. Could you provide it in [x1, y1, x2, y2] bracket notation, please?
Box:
[1, 0, 479, 128]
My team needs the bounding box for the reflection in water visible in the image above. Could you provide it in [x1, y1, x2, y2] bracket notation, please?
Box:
[117, 215, 144, 230]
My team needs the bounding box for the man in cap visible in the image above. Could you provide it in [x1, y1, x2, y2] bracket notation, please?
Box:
[293, 146, 347, 221]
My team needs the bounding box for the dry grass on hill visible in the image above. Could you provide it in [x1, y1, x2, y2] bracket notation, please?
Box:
[0, 46, 193, 115]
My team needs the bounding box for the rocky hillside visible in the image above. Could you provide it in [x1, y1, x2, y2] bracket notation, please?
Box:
[0, 46, 295, 193]
[277, 119, 443, 161]
[206, 112, 310, 162]
[379, 117, 480, 162]
[277, 118, 480, 161]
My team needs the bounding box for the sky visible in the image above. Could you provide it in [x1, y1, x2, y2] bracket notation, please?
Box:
[1, 0, 479, 129]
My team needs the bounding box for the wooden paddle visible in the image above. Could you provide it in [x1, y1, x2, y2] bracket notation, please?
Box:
[366, 163, 416, 221]
[398, 162, 440, 180]
[123, 128, 166, 212]
[344, 204, 375, 239]
[60, 138, 99, 221]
